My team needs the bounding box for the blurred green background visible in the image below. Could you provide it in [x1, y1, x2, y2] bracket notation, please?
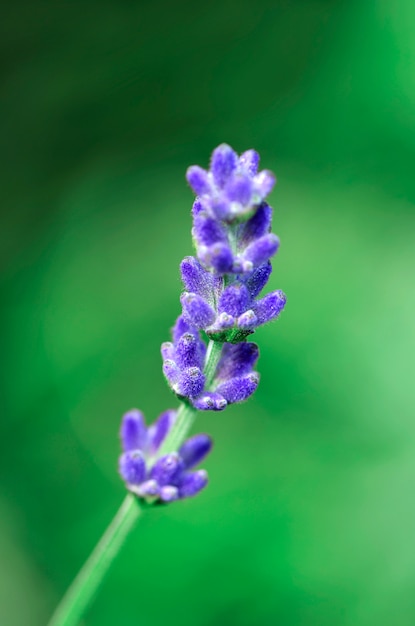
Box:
[1, 1, 415, 625]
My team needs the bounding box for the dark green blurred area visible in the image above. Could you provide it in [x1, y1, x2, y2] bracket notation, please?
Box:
[1, 1, 415, 624]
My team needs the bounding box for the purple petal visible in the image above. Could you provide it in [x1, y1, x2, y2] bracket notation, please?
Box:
[181, 292, 216, 329]
[159, 486, 179, 502]
[148, 410, 176, 454]
[180, 256, 214, 299]
[120, 409, 147, 452]
[119, 450, 146, 485]
[215, 342, 259, 380]
[240, 203, 272, 245]
[172, 315, 194, 343]
[215, 372, 260, 403]
[243, 234, 280, 266]
[254, 290, 286, 325]
[218, 283, 251, 318]
[210, 144, 238, 188]
[239, 149, 259, 175]
[253, 170, 276, 197]
[186, 166, 212, 196]
[174, 331, 205, 369]
[162, 359, 179, 386]
[179, 434, 212, 469]
[192, 391, 227, 411]
[193, 214, 227, 246]
[178, 470, 209, 498]
[225, 173, 252, 205]
[243, 262, 272, 298]
[150, 453, 182, 486]
[202, 243, 234, 274]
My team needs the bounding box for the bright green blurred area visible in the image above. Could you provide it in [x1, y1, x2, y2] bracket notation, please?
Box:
[1, 1, 415, 625]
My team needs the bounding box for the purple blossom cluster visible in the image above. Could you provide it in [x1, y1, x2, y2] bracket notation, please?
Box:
[119, 409, 211, 502]
[162, 315, 259, 410]
[186, 144, 275, 223]
[119, 144, 286, 503]
[162, 143, 286, 408]
[180, 255, 286, 341]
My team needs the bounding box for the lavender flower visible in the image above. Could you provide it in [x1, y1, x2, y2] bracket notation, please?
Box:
[180, 255, 286, 339]
[186, 144, 275, 223]
[120, 144, 286, 505]
[160, 143, 286, 408]
[119, 409, 211, 502]
[162, 316, 259, 410]
[191, 201, 280, 275]
[50, 144, 289, 626]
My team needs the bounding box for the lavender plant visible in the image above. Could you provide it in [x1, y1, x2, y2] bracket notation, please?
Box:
[48, 144, 286, 626]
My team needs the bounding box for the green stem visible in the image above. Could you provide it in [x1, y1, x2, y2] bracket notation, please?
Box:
[48, 340, 223, 626]
[204, 339, 224, 388]
[48, 494, 141, 626]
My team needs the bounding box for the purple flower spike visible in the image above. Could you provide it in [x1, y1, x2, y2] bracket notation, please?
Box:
[119, 409, 211, 504]
[166, 145, 284, 405]
[117, 144, 288, 507]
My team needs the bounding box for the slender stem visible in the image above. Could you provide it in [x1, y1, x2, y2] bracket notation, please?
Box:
[204, 340, 223, 388]
[48, 494, 141, 626]
[157, 401, 198, 456]
[48, 340, 223, 626]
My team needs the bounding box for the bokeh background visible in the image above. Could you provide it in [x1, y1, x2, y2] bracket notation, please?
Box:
[1, 1, 415, 625]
